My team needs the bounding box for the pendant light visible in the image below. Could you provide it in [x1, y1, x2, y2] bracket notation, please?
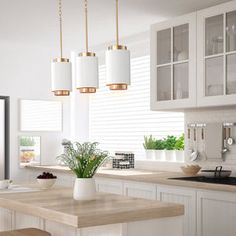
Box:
[76, 0, 98, 93]
[106, 0, 130, 90]
[51, 0, 72, 96]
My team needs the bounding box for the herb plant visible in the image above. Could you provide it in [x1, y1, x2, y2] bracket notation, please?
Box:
[164, 135, 177, 150]
[143, 135, 157, 149]
[57, 142, 109, 178]
[20, 137, 36, 146]
[174, 134, 185, 150]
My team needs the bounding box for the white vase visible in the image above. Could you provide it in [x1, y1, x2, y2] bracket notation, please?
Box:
[165, 150, 175, 162]
[175, 150, 184, 162]
[155, 150, 165, 161]
[73, 178, 96, 201]
[145, 150, 156, 160]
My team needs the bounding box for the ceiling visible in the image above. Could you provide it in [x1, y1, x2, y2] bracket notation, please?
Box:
[0, 0, 232, 50]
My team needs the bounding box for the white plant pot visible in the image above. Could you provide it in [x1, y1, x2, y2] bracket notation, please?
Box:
[145, 150, 156, 160]
[73, 178, 96, 201]
[165, 150, 175, 162]
[155, 150, 165, 161]
[175, 150, 184, 162]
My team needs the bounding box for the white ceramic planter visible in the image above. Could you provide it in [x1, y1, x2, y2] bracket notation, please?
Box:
[165, 150, 176, 162]
[73, 178, 96, 201]
[145, 150, 156, 160]
[155, 150, 165, 161]
[175, 150, 184, 162]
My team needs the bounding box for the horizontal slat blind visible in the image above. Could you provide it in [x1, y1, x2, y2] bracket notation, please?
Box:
[89, 56, 184, 159]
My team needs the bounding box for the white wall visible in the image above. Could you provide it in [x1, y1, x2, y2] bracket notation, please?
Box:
[0, 41, 72, 181]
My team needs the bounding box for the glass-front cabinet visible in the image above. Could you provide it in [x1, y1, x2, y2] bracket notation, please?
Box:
[197, 1, 236, 107]
[151, 13, 197, 110]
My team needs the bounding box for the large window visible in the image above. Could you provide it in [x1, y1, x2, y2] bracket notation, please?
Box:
[89, 56, 184, 159]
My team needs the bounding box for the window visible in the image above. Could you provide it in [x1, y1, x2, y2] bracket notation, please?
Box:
[89, 56, 184, 159]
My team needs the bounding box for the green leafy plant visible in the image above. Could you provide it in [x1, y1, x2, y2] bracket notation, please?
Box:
[143, 135, 157, 149]
[174, 134, 185, 150]
[164, 135, 177, 150]
[155, 139, 165, 150]
[57, 142, 109, 178]
[20, 137, 36, 146]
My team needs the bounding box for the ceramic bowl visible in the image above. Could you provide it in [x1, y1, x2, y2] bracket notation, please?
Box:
[37, 178, 57, 189]
[181, 165, 201, 176]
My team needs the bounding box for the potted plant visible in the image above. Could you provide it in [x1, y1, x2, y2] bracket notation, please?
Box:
[174, 134, 185, 162]
[143, 135, 157, 160]
[20, 136, 36, 163]
[57, 142, 108, 200]
[164, 135, 177, 161]
[155, 139, 165, 161]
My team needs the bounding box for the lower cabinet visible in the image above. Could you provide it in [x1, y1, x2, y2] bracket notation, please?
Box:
[95, 178, 123, 195]
[0, 208, 12, 231]
[197, 190, 236, 236]
[157, 185, 196, 236]
[124, 181, 156, 200]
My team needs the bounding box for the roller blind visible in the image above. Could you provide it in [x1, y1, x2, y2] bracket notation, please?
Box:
[89, 56, 184, 159]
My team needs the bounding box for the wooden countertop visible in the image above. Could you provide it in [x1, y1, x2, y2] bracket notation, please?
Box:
[0, 187, 184, 228]
[27, 165, 236, 193]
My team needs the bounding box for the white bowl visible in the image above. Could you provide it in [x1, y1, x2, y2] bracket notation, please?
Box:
[0, 180, 11, 189]
[37, 178, 56, 189]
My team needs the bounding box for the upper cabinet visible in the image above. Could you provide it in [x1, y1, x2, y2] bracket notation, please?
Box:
[151, 1, 236, 110]
[150, 13, 197, 110]
[197, 1, 236, 107]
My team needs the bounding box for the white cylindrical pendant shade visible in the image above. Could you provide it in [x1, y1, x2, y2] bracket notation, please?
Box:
[51, 59, 72, 96]
[106, 48, 130, 90]
[76, 55, 99, 93]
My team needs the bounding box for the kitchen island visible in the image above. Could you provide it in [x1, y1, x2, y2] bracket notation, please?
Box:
[0, 187, 184, 236]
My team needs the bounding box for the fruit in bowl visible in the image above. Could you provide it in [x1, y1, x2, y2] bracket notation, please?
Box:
[37, 172, 57, 189]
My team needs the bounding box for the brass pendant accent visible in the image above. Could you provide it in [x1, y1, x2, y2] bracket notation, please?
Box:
[108, 45, 127, 51]
[78, 87, 96, 93]
[79, 52, 96, 57]
[54, 90, 70, 96]
[108, 84, 128, 90]
[53, 58, 70, 63]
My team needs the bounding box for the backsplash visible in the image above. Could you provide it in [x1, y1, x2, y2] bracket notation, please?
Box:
[185, 108, 236, 176]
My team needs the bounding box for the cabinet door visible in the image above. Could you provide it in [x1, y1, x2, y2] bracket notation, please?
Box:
[124, 181, 156, 200]
[150, 12, 197, 110]
[0, 208, 12, 231]
[197, 1, 236, 107]
[197, 190, 236, 236]
[95, 178, 123, 195]
[157, 185, 196, 236]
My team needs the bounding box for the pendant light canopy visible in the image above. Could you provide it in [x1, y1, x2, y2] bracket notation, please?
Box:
[51, 0, 72, 96]
[76, 0, 98, 93]
[106, 0, 130, 90]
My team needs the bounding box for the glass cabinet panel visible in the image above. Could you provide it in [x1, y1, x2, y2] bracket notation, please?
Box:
[205, 15, 224, 56]
[205, 56, 224, 96]
[173, 24, 189, 62]
[226, 11, 236, 52]
[226, 54, 236, 94]
[173, 63, 189, 100]
[157, 66, 171, 101]
[157, 28, 171, 65]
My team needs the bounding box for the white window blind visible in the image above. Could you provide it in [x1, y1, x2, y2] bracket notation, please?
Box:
[89, 56, 184, 159]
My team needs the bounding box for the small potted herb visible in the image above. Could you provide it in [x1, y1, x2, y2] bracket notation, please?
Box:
[155, 139, 165, 161]
[174, 134, 185, 162]
[57, 142, 108, 200]
[143, 135, 157, 160]
[164, 135, 177, 161]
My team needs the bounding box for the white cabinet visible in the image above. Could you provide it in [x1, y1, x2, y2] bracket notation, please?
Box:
[0, 208, 12, 231]
[124, 181, 156, 200]
[150, 13, 197, 110]
[157, 185, 196, 236]
[95, 177, 123, 195]
[197, 1, 236, 107]
[197, 190, 236, 236]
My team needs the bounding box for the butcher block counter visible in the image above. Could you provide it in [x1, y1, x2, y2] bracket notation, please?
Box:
[0, 187, 184, 236]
